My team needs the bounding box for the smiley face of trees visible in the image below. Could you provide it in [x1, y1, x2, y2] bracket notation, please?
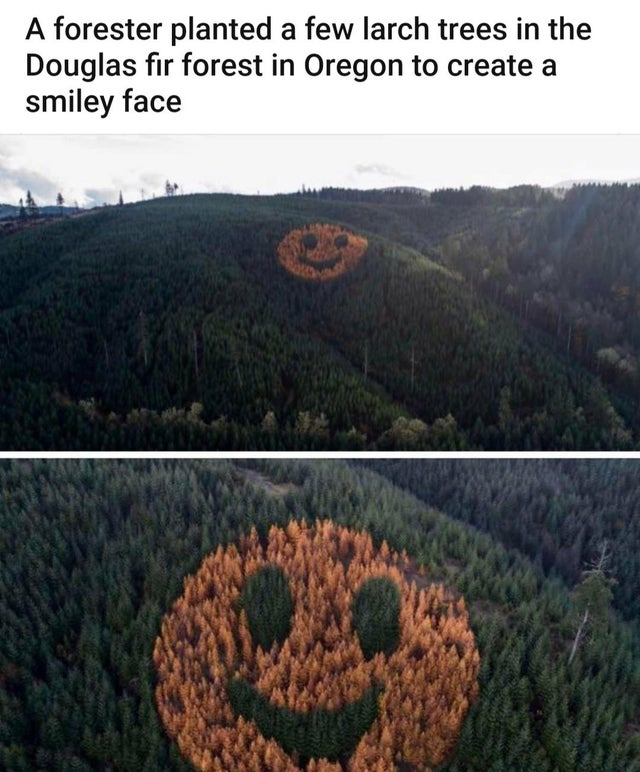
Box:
[153, 521, 480, 770]
[277, 224, 368, 280]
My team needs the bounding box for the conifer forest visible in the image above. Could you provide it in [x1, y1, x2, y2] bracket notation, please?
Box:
[2, 176, 640, 772]
[1, 459, 639, 770]
[3, 185, 640, 450]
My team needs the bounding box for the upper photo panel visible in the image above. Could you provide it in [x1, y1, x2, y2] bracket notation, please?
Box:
[2, 134, 640, 451]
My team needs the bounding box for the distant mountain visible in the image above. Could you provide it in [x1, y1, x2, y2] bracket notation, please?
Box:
[0, 203, 82, 219]
[379, 185, 430, 196]
[550, 177, 640, 189]
[0, 204, 18, 219]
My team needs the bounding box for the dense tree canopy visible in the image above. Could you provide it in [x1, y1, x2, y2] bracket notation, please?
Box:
[365, 459, 640, 620]
[0, 460, 638, 769]
[0, 191, 638, 450]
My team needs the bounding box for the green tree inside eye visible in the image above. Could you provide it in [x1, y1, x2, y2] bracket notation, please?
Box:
[302, 232, 319, 249]
[240, 565, 294, 651]
[351, 576, 401, 659]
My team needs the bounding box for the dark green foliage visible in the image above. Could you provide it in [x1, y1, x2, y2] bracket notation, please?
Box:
[351, 577, 401, 659]
[227, 678, 382, 763]
[0, 192, 637, 450]
[301, 232, 318, 249]
[343, 183, 640, 411]
[240, 565, 294, 651]
[296, 253, 342, 271]
[1, 459, 639, 770]
[365, 459, 640, 620]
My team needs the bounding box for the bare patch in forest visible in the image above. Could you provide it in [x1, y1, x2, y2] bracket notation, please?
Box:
[234, 466, 301, 498]
[471, 598, 510, 620]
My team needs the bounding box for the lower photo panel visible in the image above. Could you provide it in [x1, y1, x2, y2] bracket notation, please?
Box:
[1, 458, 639, 770]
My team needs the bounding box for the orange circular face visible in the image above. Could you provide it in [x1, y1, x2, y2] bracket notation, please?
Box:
[154, 521, 479, 771]
[277, 224, 368, 280]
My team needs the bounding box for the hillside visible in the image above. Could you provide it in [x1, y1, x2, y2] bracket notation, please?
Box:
[338, 184, 640, 404]
[1, 459, 638, 770]
[365, 459, 640, 620]
[0, 192, 636, 450]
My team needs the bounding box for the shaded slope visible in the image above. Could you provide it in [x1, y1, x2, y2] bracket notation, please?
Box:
[0, 194, 633, 449]
[364, 459, 640, 620]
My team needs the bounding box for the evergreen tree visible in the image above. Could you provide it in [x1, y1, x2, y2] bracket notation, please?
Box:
[25, 190, 39, 217]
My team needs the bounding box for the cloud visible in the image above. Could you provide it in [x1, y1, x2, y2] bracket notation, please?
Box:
[140, 172, 165, 188]
[84, 187, 121, 206]
[354, 162, 406, 178]
[0, 162, 60, 205]
[2, 135, 638, 205]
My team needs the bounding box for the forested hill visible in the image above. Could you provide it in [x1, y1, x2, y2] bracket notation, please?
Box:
[331, 184, 640, 402]
[1, 459, 638, 770]
[364, 459, 640, 620]
[0, 191, 637, 450]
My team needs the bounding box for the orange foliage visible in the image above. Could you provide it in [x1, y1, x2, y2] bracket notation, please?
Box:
[154, 521, 480, 770]
[277, 224, 368, 280]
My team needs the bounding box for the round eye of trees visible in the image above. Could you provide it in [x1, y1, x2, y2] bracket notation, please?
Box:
[277, 224, 368, 280]
[153, 520, 480, 770]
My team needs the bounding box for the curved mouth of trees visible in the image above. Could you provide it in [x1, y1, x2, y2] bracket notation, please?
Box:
[297, 253, 343, 271]
[227, 677, 383, 764]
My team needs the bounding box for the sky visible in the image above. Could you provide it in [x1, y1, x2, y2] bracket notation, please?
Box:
[1, 135, 640, 208]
